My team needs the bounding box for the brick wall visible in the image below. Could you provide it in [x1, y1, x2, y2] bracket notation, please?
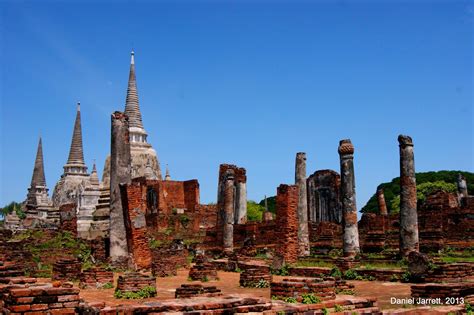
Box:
[358, 192, 474, 252]
[122, 181, 152, 270]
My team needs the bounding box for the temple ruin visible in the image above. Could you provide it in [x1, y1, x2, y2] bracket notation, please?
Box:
[1, 51, 473, 314]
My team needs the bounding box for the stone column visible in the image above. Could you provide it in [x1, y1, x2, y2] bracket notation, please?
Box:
[377, 188, 388, 216]
[110, 112, 132, 263]
[338, 139, 360, 258]
[457, 174, 468, 202]
[223, 170, 235, 254]
[398, 135, 419, 257]
[295, 152, 310, 257]
[235, 181, 247, 224]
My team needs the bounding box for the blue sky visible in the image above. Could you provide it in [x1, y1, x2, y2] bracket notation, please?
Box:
[0, 0, 472, 212]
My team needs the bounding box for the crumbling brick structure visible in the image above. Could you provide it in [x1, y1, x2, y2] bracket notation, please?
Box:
[239, 268, 272, 288]
[151, 245, 188, 277]
[274, 184, 299, 265]
[188, 255, 219, 281]
[120, 176, 212, 269]
[80, 267, 114, 289]
[307, 170, 342, 224]
[116, 272, 156, 294]
[59, 203, 77, 237]
[2, 284, 81, 314]
[358, 191, 474, 253]
[52, 258, 82, 281]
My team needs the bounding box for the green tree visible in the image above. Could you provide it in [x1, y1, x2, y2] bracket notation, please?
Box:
[247, 201, 265, 221]
[361, 171, 474, 214]
[0, 201, 25, 219]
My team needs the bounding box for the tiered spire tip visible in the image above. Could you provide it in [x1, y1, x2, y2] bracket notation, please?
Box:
[124, 50, 145, 130]
[31, 137, 47, 187]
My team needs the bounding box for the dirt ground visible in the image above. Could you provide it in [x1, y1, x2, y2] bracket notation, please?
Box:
[77, 269, 412, 310]
[350, 280, 412, 309]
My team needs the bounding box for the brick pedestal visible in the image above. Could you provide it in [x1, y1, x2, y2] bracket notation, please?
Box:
[80, 267, 114, 289]
[52, 258, 82, 281]
[239, 268, 272, 288]
[116, 272, 156, 294]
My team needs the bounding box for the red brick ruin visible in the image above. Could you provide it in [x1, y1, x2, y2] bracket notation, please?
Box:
[2, 49, 473, 315]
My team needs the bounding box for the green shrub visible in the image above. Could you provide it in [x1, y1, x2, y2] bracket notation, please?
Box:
[401, 271, 411, 282]
[271, 264, 289, 276]
[179, 214, 191, 226]
[330, 267, 342, 278]
[334, 304, 344, 312]
[114, 286, 156, 299]
[101, 282, 114, 289]
[465, 303, 472, 315]
[343, 269, 363, 280]
[283, 297, 297, 303]
[301, 293, 321, 304]
[255, 279, 270, 288]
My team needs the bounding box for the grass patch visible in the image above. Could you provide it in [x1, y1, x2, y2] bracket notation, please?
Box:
[293, 260, 335, 268]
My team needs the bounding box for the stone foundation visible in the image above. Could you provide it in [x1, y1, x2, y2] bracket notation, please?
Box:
[2, 284, 80, 314]
[115, 272, 156, 294]
[52, 258, 82, 281]
[0, 262, 24, 282]
[411, 282, 474, 301]
[188, 255, 218, 282]
[239, 268, 272, 288]
[270, 277, 337, 302]
[77, 295, 271, 313]
[174, 284, 221, 298]
[425, 262, 474, 283]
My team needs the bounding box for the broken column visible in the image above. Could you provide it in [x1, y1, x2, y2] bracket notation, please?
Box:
[377, 188, 388, 215]
[398, 135, 419, 257]
[223, 169, 235, 254]
[235, 180, 247, 224]
[110, 112, 132, 264]
[274, 184, 299, 266]
[217, 164, 247, 225]
[338, 139, 360, 258]
[295, 152, 310, 256]
[457, 174, 468, 204]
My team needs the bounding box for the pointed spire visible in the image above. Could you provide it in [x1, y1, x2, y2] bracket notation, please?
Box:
[90, 161, 100, 187]
[64, 102, 87, 175]
[165, 164, 171, 181]
[125, 50, 145, 130]
[31, 137, 46, 187]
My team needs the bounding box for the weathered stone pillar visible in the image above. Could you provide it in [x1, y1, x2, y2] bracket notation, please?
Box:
[457, 174, 468, 202]
[295, 152, 310, 257]
[338, 139, 360, 258]
[235, 181, 247, 224]
[110, 112, 132, 263]
[223, 170, 235, 254]
[398, 135, 419, 257]
[377, 188, 388, 216]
